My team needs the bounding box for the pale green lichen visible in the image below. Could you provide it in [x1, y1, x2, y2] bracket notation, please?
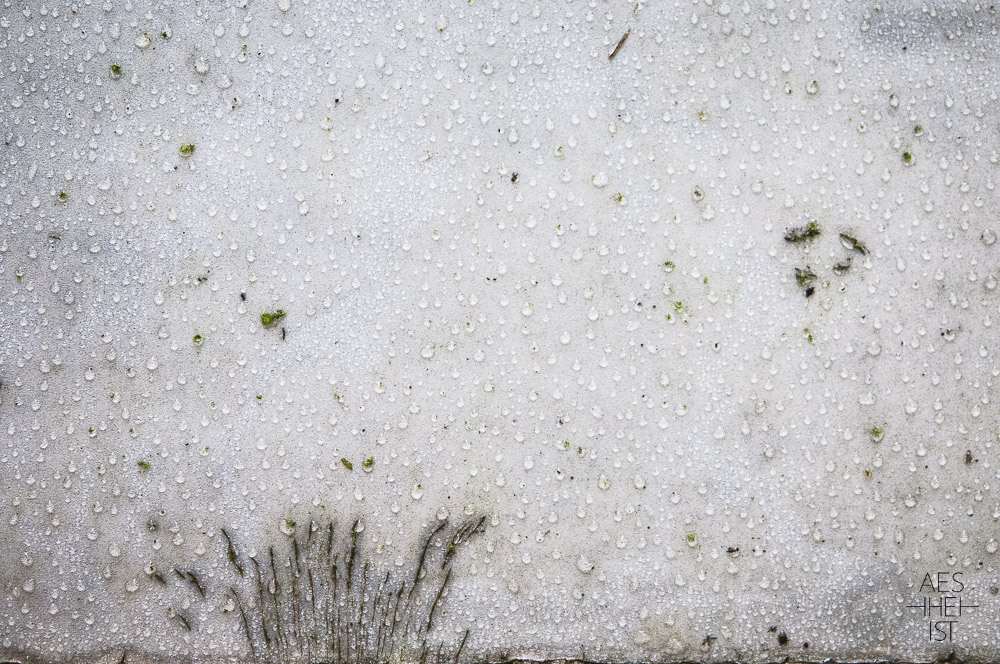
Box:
[839, 232, 868, 255]
[833, 259, 852, 275]
[784, 220, 821, 243]
[795, 267, 817, 288]
[179, 143, 196, 157]
[341, 458, 353, 471]
[260, 309, 286, 326]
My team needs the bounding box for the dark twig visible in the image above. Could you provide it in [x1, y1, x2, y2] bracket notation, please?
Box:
[455, 629, 469, 664]
[609, 28, 631, 60]
[222, 528, 244, 577]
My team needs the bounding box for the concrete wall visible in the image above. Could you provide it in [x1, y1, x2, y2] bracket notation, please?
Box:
[1, 0, 998, 661]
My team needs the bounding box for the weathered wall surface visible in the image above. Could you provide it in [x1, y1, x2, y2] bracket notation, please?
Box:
[1, 0, 999, 662]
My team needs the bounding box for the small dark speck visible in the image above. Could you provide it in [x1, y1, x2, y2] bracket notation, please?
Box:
[805, 286, 815, 298]
[777, 632, 788, 646]
[240, 292, 246, 301]
[511, 172, 519, 183]
[281, 327, 286, 340]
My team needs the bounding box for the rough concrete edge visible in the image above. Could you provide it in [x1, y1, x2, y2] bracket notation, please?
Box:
[0, 653, 987, 664]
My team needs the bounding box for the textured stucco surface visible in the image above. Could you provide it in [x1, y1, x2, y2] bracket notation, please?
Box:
[1, 0, 1000, 662]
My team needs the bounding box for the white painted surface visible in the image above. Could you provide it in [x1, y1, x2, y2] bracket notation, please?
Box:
[1, 1, 999, 661]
